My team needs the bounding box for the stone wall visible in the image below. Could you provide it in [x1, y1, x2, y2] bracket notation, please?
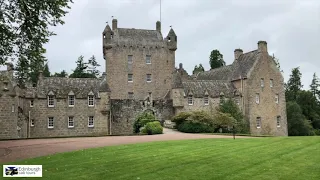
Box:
[26, 93, 109, 138]
[105, 45, 175, 100]
[246, 52, 288, 136]
[110, 99, 174, 135]
[174, 96, 221, 115]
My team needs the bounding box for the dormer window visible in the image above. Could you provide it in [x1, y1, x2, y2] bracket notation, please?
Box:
[47, 91, 55, 107]
[261, 78, 264, 87]
[188, 95, 193, 105]
[68, 91, 75, 107]
[204, 95, 209, 105]
[88, 91, 95, 107]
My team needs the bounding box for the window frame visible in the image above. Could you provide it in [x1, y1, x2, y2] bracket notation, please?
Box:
[88, 116, 94, 127]
[68, 95, 75, 107]
[256, 117, 261, 128]
[256, 93, 260, 104]
[276, 116, 281, 127]
[30, 119, 35, 127]
[30, 100, 34, 107]
[146, 74, 152, 82]
[48, 117, 54, 129]
[275, 94, 279, 104]
[146, 55, 151, 64]
[128, 74, 133, 82]
[204, 95, 209, 105]
[48, 95, 55, 107]
[270, 79, 273, 87]
[128, 92, 134, 99]
[68, 116, 74, 128]
[128, 55, 133, 64]
[188, 95, 193, 105]
[88, 95, 94, 107]
[261, 78, 264, 87]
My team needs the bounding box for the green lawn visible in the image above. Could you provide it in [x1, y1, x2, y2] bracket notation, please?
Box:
[2, 136, 320, 180]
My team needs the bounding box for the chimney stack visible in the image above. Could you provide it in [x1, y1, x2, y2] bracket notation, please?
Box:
[38, 70, 43, 82]
[179, 63, 183, 70]
[112, 19, 117, 30]
[257, 41, 268, 53]
[234, 49, 243, 60]
[156, 21, 161, 32]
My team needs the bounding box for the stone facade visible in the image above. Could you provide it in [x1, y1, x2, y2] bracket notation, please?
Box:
[0, 18, 288, 139]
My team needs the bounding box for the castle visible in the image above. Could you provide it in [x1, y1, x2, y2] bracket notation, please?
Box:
[0, 19, 288, 140]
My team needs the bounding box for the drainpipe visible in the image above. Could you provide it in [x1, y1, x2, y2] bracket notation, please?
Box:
[28, 111, 30, 138]
[109, 110, 112, 135]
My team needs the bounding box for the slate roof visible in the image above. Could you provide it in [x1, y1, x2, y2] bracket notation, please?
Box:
[27, 77, 110, 99]
[182, 80, 235, 98]
[112, 28, 166, 46]
[195, 50, 261, 81]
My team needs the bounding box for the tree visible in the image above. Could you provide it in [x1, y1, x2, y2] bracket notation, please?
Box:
[0, 0, 73, 65]
[192, 64, 205, 75]
[43, 63, 51, 77]
[285, 67, 303, 102]
[310, 73, 320, 99]
[209, 49, 225, 69]
[69, 55, 96, 78]
[286, 101, 314, 136]
[52, 70, 68, 77]
[87, 55, 101, 77]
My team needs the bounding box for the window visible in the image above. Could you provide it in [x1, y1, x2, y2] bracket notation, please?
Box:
[277, 116, 281, 127]
[68, 117, 74, 128]
[68, 95, 75, 106]
[270, 79, 273, 87]
[128, 55, 133, 64]
[30, 119, 35, 127]
[48, 95, 54, 107]
[48, 117, 54, 128]
[128, 92, 134, 99]
[275, 94, 279, 104]
[204, 95, 209, 105]
[235, 98, 240, 105]
[128, 74, 133, 82]
[261, 78, 264, 87]
[146, 55, 151, 64]
[88, 116, 94, 127]
[11, 105, 14, 112]
[30, 100, 34, 107]
[188, 95, 193, 105]
[256, 117, 261, 128]
[148, 92, 152, 98]
[88, 95, 94, 106]
[256, 93, 260, 104]
[146, 74, 152, 82]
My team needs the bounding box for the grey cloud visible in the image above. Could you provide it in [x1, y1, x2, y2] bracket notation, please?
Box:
[1, 0, 318, 90]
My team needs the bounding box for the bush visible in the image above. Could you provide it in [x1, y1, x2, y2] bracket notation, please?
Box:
[177, 121, 214, 133]
[171, 112, 192, 126]
[314, 129, 320, 136]
[141, 121, 163, 135]
[133, 112, 156, 133]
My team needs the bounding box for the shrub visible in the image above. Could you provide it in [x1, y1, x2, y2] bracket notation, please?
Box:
[133, 112, 156, 133]
[171, 112, 192, 126]
[177, 121, 214, 133]
[141, 121, 163, 135]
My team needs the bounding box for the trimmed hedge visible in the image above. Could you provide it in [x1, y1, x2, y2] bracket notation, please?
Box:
[141, 121, 163, 135]
[177, 121, 214, 133]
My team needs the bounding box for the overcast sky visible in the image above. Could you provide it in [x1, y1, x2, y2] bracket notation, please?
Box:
[1, 0, 319, 89]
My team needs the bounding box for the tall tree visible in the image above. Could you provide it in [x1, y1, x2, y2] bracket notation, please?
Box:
[69, 55, 96, 78]
[209, 49, 225, 69]
[192, 64, 205, 75]
[286, 101, 314, 136]
[87, 55, 101, 77]
[0, 0, 73, 65]
[43, 63, 51, 77]
[52, 70, 68, 77]
[310, 73, 320, 99]
[285, 67, 303, 102]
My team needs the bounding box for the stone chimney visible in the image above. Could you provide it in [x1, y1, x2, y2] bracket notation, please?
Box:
[112, 19, 117, 30]
[258, 41, 267, 52]
[38, 70, 43, 82]
[156, 21, 161, 32]
[234, 49, 243, 60]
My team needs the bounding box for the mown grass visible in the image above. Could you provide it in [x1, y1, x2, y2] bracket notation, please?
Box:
[1, 136, 320, 180]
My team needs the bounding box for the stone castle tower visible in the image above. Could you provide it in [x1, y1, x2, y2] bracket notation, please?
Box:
[102, 19, 177, 100]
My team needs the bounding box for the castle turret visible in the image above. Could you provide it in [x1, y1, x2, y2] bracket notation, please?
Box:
[166, 28, 177, 51]
[102, 24, 113, 59]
